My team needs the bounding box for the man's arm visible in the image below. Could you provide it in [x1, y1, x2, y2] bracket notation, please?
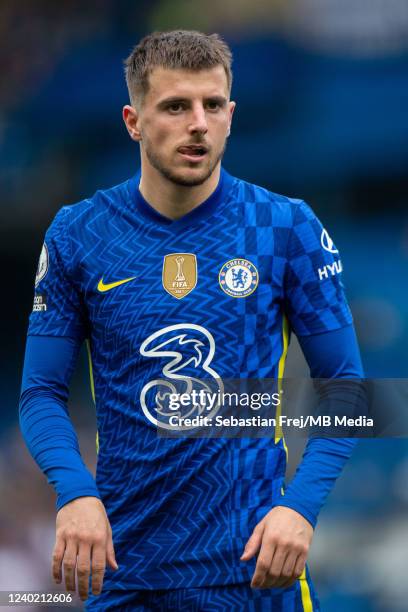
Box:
[274, 324, 364, 526]
[19, 336, 99, 507]
[20, 208, 118, 600]
[242, 198, 364, 589]
[241, 324, 364, 589]
[19, 335, 118, 601]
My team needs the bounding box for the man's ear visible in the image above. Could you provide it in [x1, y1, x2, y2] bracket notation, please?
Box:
[227, 100, 236, 137]
[123, 105, 141, 142]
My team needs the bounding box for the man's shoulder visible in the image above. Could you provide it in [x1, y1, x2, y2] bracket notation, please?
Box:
[231, 174, 307, 226]
[52, 177, 133, 232]
[41, 177, 135, 269]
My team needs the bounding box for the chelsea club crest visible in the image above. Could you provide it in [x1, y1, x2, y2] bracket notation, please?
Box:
[219, 259, 259, 298]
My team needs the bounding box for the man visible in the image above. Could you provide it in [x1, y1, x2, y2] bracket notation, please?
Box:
[20, 30, 363, 611]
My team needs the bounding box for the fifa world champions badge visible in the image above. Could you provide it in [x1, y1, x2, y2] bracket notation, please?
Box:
[162, 253, 197, 299]
[219, 259, 259, 297]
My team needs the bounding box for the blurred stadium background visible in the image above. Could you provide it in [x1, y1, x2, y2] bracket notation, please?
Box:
[1, 0, 408, 610]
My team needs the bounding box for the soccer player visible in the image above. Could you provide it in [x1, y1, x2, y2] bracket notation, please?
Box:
[20, 30, 364, 611]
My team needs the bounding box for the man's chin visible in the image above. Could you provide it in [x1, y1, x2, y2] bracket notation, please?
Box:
[143, 142, 225, 187]
[160, 166, 214, 188]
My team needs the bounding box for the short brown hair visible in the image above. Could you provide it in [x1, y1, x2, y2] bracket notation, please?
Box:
[124, 30, 233, 106]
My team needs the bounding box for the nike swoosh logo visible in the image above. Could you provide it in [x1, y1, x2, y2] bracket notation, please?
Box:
[97, 276, 137, 293]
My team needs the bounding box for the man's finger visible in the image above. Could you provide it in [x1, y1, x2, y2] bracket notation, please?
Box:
[278, 555, 308, 590]
[63, 540, 78, 592]
[52, 537, 65, 584]
[250, 535, 276, 588]
[293, 552, 308, 578]
[281, 549, 296, 579]
[257, 545, 288, 588]
[106, 536, 119, 571]
[240, 522, 265, 561]
[264, 550, 298, 589]
[76, 542, 91, 601]
[91, 542, 107, 596]
[272, 548, 298, 588]
[273, 551, 298, 589]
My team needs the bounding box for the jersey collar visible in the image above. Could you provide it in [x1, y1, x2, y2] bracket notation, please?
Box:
[128, 167, 234, 229]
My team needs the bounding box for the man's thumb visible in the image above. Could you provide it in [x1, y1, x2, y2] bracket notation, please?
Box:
[240, 524, 264, 561]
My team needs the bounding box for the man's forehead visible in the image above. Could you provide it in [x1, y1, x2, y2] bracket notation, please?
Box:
[147, 65, 229, 98]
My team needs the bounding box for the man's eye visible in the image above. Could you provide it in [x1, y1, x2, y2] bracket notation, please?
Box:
[168, 103, 184, 113]
[207, 101, 220, 111]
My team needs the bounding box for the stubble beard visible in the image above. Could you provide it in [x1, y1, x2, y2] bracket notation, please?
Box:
[142, 136, 227, 187]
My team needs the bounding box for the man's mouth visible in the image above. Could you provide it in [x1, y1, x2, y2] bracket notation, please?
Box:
[177, 145, 209, 160]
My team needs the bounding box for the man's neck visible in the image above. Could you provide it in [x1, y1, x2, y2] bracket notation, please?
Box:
[138, 162, 221, 221]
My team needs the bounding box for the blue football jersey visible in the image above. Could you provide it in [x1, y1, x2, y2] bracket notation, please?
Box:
[28, 168, 352, 589]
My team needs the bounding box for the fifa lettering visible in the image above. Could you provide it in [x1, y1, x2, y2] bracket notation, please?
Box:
[172, 281, 188, 288]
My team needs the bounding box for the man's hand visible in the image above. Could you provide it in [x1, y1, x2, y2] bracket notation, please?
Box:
[52, 496, 118, 601]
[240, 506, 313, 589]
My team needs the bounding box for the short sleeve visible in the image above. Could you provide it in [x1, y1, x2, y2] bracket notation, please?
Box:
[284, 200, 353, 336]
[28, 207, 87, 341]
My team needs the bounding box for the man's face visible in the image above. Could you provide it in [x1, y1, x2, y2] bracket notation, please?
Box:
[129, 65, 235, 187]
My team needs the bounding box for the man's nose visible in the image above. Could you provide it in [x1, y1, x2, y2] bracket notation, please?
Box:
[188, 104, 208, 135]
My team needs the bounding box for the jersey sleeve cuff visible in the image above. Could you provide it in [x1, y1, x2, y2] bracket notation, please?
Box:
[273, 498, 317, 530]
[56, 488, 102, 512]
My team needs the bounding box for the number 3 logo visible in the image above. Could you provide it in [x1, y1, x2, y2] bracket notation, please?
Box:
[139, 323, 223, 429]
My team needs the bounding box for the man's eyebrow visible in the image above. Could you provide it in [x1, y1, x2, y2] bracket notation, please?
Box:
[157, 96, 189, 108]
[205, 95, 227, 106]
[157, 95, 228, 108]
